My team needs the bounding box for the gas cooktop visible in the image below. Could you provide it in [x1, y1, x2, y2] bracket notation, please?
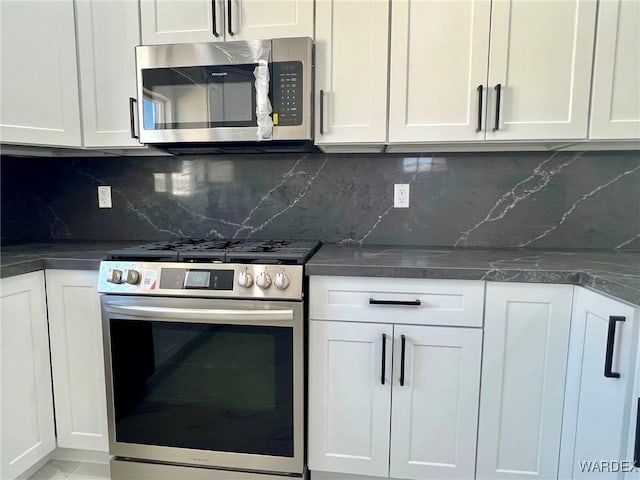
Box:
[106, 239, 321, 265]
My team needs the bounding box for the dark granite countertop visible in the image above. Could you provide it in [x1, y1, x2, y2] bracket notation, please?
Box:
[0, 242, 137, 279]
[2, 242, 639, 306]
[307, 245, 640, 306]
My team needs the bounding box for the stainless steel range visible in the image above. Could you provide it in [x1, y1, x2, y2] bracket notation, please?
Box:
[97, 239, 320, 480]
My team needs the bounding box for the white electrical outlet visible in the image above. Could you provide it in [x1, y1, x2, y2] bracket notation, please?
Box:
[394, 184, 410, 208]
[98, 186, 112, 208]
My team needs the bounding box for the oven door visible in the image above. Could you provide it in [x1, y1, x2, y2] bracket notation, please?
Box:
[101, 295, 304, 476]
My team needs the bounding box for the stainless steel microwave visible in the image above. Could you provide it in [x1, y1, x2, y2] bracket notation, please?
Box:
[134, 37, 313, 148]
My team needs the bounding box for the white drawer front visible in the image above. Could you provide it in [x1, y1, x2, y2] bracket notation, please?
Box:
[310, 276, 485, 327]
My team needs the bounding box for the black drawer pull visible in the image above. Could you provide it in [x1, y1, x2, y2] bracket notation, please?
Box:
[604, 315, 625, 378]
[400, 334, 406, 386]
[212, 0, 219, 37]
[381, 333, 386, 385]
[493, 83, 502, 131]
[227, 0, 234, 36]
[476, 84, 483, 132]
[634, 397, 640, 468]
[369, 298, 421, 306]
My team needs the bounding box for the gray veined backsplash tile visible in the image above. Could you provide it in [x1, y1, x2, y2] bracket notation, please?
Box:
[1, 150, 638, 250]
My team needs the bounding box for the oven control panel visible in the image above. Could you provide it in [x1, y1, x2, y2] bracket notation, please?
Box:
[98, 262, 304, 300]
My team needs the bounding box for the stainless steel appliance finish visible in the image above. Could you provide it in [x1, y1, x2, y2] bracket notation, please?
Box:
[102, 295, 304, 478]
[110, 458, 297, 480]
[97, 262, 304, 300]
[99, 239, 317, 480]
[135, 37, 313, 145]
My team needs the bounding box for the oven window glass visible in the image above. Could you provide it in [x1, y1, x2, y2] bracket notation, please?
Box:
[141, 65, 258, 129]
[109, 320, 294, 457]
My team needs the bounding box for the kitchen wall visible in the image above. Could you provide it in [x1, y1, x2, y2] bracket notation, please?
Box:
[1, 150, 638, 250]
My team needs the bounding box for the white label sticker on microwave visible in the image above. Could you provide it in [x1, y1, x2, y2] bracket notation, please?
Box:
[141, 270, 158, 289]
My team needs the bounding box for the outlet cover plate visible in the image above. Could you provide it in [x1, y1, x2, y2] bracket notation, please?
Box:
[394, 184, 409, 208]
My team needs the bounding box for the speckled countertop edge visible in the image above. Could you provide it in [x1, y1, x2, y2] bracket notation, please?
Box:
[2, 243, 639, 306]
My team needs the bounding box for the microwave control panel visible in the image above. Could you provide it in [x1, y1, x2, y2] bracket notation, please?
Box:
[272, 61, 303, 126]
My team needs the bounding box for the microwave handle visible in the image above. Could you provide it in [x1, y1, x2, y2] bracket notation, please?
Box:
[104, 304, 294, 323]
[129, 97, 139, 139]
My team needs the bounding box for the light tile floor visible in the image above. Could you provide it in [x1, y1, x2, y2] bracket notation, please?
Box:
[29, 460, 110, 480]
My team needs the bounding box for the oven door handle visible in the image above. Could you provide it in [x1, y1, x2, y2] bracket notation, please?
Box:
[104, 305, 294, 323]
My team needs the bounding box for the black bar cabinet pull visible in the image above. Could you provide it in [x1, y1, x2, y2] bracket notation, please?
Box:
[227, 0, 234, 36]
[493, 83, 502, 131]
[476, 85, 483, 132]
[604, 315, 625, 378]
[369, 298, 421, 306]
[381, 334, 386, 385]
[319, 90, 325, 135]
[634, 397, 640, 468]
[212, 0, 219, 37]
[128, 97, 138, 139]
[400, 335, 406, 386]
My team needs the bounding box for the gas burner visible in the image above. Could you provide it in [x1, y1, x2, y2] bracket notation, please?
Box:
[106, 239, 321, 265]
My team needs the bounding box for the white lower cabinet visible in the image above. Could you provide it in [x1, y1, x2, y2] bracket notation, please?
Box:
[46, 270, 109, 452]
[0, 271, 56, 480]
[308, 277, 484, 480]
[559, 287, 639, 479]
[476, 282, 574, 480]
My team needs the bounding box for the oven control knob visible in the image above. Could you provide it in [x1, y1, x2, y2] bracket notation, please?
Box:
[107, 269, 123, 284]
[274, 272, 290, 290]
[124, 269, 140, 285]
[255, 271, 272, 289]
[238, 271, 253, 288]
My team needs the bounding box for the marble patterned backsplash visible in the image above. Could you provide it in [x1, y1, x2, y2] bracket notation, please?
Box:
[1, 150, 639, 250]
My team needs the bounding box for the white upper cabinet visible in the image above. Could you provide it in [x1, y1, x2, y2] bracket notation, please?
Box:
[486, 0, 597, 141]
[388, 0, 491, 143]
[230, 0, 313, 41]
[388, 0, 599, 144]
[141, 0, 220, 44]
[559, 287, 639, 479]
[0, 0, 81, 147]
[589, 0, 640, 140]
[141, 0, 313, 45]
[76, 0, 142, 148]
[477, 282, 574, 480]
[315, 0, 389, 146]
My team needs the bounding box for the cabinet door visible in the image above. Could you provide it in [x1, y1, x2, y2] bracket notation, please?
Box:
[140, 0, 221, 45]
[308, 321, 393, 477]
[0, 0, 81, 147]
[559, 287, 639, 479]
[486, 0, 597, 140]
[477, 282, 573, 480]
[388, 0, 491, 142]
[390, 325, 482, 480]
[589, 0, 640, 140]
[231, 0, 313, 41]
[46, 270, 108, 452]
[315, 0, 388, 145]
[76, 0, 143, 148]
[0, 272, 55, 480]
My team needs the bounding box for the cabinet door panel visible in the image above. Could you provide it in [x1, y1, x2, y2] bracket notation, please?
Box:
[315, 0, 389, 144]
[590, 0, 640, 140]
[232, 0, 313, 41]
[477, 282, 573, 480]
[487, 0, 596, 140]
[390, 325, 482, 480]
[559, 287, 638, 479]
[388, 0, 490, 142]
[309, 321, 392, 477]
[140, 0, 219, 44]
[0, 272, 55, 480]
[76, 0, 143, 148]
[46, 270, 108, 452]
[0, 0, 81, 146]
